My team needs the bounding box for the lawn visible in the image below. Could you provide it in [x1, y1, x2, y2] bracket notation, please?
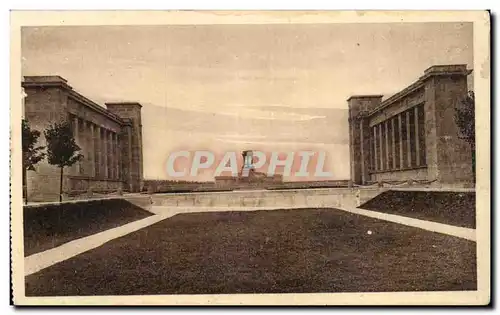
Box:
[25, 208, 476, 296]
[359, 191, 476, 228]
[23, 199, 153, 257]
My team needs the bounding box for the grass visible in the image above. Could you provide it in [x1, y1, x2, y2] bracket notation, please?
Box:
[25, 208, 476, 296]
[23, 199, 153, 257]
[359, 191, 476, 228]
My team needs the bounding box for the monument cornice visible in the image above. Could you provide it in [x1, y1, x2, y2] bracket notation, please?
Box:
[22, 75, 126, 125]
[366, 65, 472, 118]
[67, 90, 125, 125]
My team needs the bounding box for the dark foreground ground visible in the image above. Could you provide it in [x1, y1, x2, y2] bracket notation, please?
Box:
[360, 191, 476, 228]
[26, 208, 476, 296]
[23, 199, 153, 257]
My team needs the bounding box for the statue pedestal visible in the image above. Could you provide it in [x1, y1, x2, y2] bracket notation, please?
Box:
[215, 150, 284, 190]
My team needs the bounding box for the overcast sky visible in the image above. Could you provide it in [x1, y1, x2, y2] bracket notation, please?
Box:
[21, 22, 473, 181]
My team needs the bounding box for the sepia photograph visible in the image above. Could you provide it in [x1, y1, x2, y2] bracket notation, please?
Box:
[10, 10, 490, 306]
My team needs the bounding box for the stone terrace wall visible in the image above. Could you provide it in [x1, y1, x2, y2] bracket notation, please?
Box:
[151, 187, 384, 209]
[143, 180, 224, 193]
[144, 179, 350, 193]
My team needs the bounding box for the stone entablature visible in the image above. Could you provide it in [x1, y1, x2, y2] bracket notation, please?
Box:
[366, 65, 472, 117]
[22, 76, 144, 201]
[348, 64, 474, 187]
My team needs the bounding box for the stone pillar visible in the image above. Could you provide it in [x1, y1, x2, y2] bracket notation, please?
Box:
[373, 127, 378, 171]
[378, 124, 384, 171]
[105, 102, 144, 192]
[127, 126, 133, 191]
[391, 117, 396, 169]
[398, 113, 404, 169]
[108, 131, 113, 179]
[360, 119, 367, 184]
[116, 134, 121, 180]
[369, 126, 374, 172]
[103, 129, 108, 179]
[82, 121, 87, 175]
[84, 121, 91, 176]
[422, 65, 473, 185]
[113, 132, 118, 179]
[109, 132, 116, 179]
[94, 125, 99, 177]
[97, 128, 101, 178]
[110, 133, 114, 179]
[414, 106, 421, 166]
[23, 76, 73, 201]
[406, 110, 412, 168]
[348, 119, 355, 181]
[73, 116, 80, 175]
[385, 120, 390, 170]
[346, 95, 383, 185]
[107, 131, 113, 179]
[90, 123, 95, 177]
[96, 127, 100, 178]
[82, 121, 91, 192]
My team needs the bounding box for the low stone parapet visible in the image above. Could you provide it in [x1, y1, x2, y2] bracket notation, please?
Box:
[150, 187, 385, 210]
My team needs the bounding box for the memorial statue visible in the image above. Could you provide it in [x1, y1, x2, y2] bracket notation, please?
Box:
[241, 150, 254, 177]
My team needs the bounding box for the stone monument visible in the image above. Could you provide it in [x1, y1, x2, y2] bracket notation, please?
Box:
[215, 150, 283, 189]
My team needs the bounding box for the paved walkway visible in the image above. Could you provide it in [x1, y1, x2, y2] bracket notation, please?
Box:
[24, 205, 476, 277]
[24, 213, 171, 276]
[343, 207, 475, 241]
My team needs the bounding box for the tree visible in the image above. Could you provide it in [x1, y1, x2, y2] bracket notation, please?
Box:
[22, 119, 45, 204]
[455, 91, 475, 180]
[44, 121, 83, 202]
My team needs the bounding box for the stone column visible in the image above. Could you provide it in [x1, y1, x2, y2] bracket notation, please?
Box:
[96, 127, 100, 177]
[107, 131, 112, 179]
[348, 118, 355, 182]
[359, 119, 367, 184]
[421, 65, 473, 184]
[391, 117, 396, 169]
[109, 132, 116, 179]
[373, 126, 378, 171]
[73, 116, 80, 175]
[369, 126, 374, 172]
[84, 121, 90, 176]
[378, 124, 384, 171]
[108, 131, 113, 179]
[346, 96, 383, 185]
[113, 132, 117, 179]
[398, 113, 404, 169]
[90, 123, 96, 177]
[94, 125, 100, 178]
[116, 134, 121, 180]
[406, 110, 412, 168]
[109, 133, 114, 179]
[97, 128, 102, 178]
[360, 118, 373, 185]
[81, 121, 86, 175]
[113, 133, 118, 179]
[414, 106, 421, 166]
[127, 126, 133, 191]
[385, 120, 390, 170]
[103, 129, 108, 179]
